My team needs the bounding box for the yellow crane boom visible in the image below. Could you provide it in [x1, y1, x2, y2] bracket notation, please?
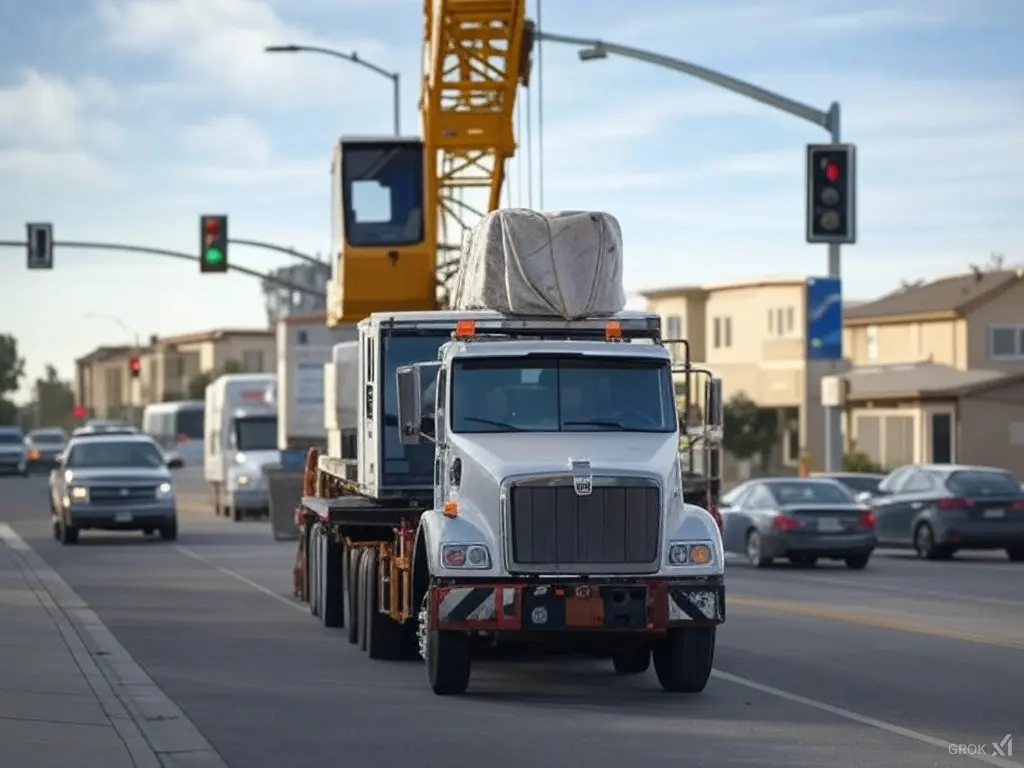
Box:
[327, 0, 532, 326]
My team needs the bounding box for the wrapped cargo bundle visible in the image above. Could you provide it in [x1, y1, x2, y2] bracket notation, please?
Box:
[451, 209, 626, 319]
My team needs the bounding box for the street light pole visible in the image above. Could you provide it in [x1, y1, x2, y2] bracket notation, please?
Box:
[265, 44, 400, 135]
[537, 31, 845, 472]
[84, 313, 142, 423]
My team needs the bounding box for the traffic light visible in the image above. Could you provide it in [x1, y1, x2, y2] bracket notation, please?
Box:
[199, 215, 228, 272]
[72, 404, 87, 421]
[806, 144, 856, 244]
[26, 222, 54, 269]
[129, 356, 141, 379]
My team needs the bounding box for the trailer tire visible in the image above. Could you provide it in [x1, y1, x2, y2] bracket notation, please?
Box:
[308, 524, 321, 618]
[345, 548, 362, 644]
[361, 548, 408, 660]
[612, 646, 651, 675]
[320, 534, 345, 628]
[357, 550, 369, 651]
[423, 591, 472, 695]
[653, 627, 715, 693]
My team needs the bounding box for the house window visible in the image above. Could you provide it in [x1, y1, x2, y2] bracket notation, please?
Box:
[988, 324, 1024, 360]
[664, 314, 683, 361]
[785, 307, 794, 334]
[713, 317, 721, 348]
[242, 349, 265, 372]
[767, 309, 774, 335]
[723, 317, 732, 347]
[866, 325, 879, 361]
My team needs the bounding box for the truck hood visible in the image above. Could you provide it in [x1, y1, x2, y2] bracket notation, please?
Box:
[449, 431, 679, 488]
[64, 467, 171, 484]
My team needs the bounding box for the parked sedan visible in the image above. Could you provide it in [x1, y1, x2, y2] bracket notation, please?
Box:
[49, 434, 178, 545]
[813, 471, 885, 499]
[866, 464, 1024, 561]
[0, 426, 28, 476]
[720, 478, 876, 569]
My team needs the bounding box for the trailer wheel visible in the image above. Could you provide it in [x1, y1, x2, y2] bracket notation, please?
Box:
[357, 550, 370, 651]
[652, 627, 715, 693]
[612, 646, 651, 675]
[307, 524, 321, 618]
[362, 547, 413, 660]
[345, 548, 362, 644]
[422, 591, 472, 695]
[320, 534, 345, 628]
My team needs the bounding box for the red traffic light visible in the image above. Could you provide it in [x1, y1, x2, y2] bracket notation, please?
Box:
[204, 218, 220, 235]
[824, 162, 840, 183]
[72, 404, 86, 420]
[129, 356, 141, 373]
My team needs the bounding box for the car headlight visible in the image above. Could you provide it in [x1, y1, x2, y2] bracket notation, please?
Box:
[235, 452, 246, 464]
[235, 474, 250, 486]
[440, 544, 491, 569]
[156, 481, 173, 497]
[667, 541, 714, 566]
[69, 486, 89, 502]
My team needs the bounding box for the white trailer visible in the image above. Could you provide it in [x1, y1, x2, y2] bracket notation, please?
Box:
[204, 373, 277, 521]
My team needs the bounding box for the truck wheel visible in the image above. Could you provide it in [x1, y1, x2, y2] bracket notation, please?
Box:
[58, 519, 80, 546]
[358, 549, 370, 651]
[653, 627, 715, 693]
[320, 538, 344, 628]
[308, 524, 321, 617]
[345, 548, 362, 644]
[362, 547, 412, 660]
[422, 591, 472, 695]
[612, 647, 651, 675]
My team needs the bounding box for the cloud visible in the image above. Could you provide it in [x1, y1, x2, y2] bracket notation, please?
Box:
[96, 0, 399, 109]
[0, 149, 116, 188]
[0, 69, 123, 151]
[179, 115, 272, 164]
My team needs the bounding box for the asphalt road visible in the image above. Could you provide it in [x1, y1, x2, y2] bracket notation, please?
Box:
[4, 474, 1022, 768]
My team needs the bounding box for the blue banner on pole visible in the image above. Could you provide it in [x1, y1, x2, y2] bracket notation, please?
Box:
[806, 277, 843, 361]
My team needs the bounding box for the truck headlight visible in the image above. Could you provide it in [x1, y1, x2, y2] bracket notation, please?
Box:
[156, 482, 174, 498]
[667, 541, 714, 566]
[69, 486, 89, 502]
[441, 544, 491, 569]
[235, 474, 250, 486]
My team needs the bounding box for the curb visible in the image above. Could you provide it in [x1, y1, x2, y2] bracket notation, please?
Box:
[0, 524, 230, 768]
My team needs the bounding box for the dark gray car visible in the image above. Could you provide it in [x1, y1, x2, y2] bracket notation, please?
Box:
[0, 427, 28, 475]
[49, 434, 178, 545]
[720, 478, 876, 569]
[866, 464, 1024, 561]
[26, 427, 68, 472]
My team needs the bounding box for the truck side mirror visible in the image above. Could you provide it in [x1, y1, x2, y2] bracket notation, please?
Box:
[704, 376, 724, 445]
[396, 365, 423, 445]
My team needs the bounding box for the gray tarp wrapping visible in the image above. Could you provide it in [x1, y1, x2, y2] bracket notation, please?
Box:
[451, 209, 626, 319]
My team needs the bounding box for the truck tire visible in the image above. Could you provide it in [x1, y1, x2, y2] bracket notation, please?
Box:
[422, 591, 472, 695]
[320, 539, 344, 628]
[345, 548, 362, 644]
[653, 627, 715, 693]
[308, 524, 321, 618]
[358, 550, 370, 651]
[362, 548, 413, 660]
[612, 647, 651, 675]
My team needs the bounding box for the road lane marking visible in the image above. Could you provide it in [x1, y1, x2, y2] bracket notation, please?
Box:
[175, 545, 307, 613]
[0, 523, 229, 768]
[729, 595, 1024, 650]
[711, 670, 1023, 768]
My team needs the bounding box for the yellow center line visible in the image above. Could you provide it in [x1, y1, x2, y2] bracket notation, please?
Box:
[728, 595, 1024, 650]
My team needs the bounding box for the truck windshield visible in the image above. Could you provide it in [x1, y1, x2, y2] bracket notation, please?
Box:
[450, 356, 676, 434]
[234, 417, 277, 451]
[382, 332, 448, 486]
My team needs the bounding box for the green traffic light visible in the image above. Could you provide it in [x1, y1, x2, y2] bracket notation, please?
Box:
[204, 247, 224, 264]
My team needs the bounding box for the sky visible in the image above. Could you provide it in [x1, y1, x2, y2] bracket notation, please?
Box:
[2, 0, 1023, 398]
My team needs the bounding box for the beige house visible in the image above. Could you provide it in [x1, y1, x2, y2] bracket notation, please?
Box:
[75, 328, 276, 420]
[842, 268, 1024, 475]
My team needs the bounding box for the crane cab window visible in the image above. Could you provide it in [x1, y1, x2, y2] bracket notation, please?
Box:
[341, 141, 424, 248]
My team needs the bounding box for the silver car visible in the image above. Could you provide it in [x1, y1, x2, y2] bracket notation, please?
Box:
[0, 426, 28, 476]
[49, 434, 178, 545]
[26, 427, 68, 472]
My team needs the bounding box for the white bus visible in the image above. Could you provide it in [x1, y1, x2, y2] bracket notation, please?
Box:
[142, 401, 204, 467]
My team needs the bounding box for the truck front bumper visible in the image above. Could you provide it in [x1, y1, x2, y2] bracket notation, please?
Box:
[430, 576, 725, 633]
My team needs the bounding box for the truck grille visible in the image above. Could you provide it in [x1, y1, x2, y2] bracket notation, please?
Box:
[89, 485, 157, 504]
[507, 476, 661, 573]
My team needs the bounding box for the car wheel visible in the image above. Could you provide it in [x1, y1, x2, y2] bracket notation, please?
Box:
[58, 520, 79, 545]
[914, 523, 951, 560]
[158, 520, 178, 541]
[746, 530, 772, 567]
[845, 554, 870, 570]
[1006, 546, 1024, 563]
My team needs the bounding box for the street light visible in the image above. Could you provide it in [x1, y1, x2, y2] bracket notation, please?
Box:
[83, 312, 140, 348]
[265, 44, 401, 135]
[537, 30, 848, 474]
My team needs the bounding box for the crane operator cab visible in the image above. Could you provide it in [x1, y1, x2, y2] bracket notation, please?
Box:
[328, 137, 438, 325]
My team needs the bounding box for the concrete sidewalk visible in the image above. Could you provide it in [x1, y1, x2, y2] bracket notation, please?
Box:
[0, 535, 160, 767]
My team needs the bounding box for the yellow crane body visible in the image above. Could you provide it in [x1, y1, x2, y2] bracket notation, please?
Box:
[326, 0, 531, 326]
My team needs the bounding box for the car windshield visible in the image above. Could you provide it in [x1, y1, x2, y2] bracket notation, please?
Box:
[830, 475, 881, 494]
[769, 480, 853, 504]
[450, 355, 676, 434]
[234, 416, 277, 451]
[0, 432, 23, 444]
[67, 441, 165, 468]
[29, 429, 67, 444]
[946, 470, 1021, 496]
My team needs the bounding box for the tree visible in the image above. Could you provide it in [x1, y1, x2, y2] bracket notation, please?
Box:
[0, 334, 25, 425]
[723, 392, 778, 468]
[186, 359, 244, 399]
[34, 365, 76, 428]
